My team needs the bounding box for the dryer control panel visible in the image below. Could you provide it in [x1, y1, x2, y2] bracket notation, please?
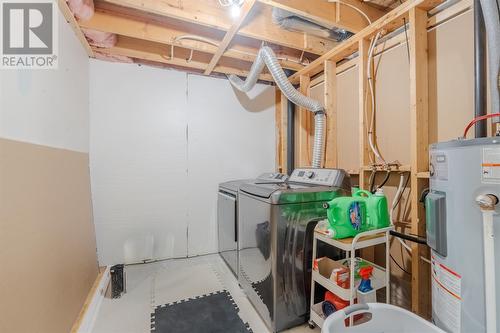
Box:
[256, 172, 288, 182]
[289, 168, 348, 187]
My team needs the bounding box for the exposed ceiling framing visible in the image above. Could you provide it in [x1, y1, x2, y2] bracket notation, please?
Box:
[65, 0, 395, 80]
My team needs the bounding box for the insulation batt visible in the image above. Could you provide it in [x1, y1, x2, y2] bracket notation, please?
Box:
[82, 28, 118, 48]
[66, 0, 94, 21]
[94, 51, 134, 63]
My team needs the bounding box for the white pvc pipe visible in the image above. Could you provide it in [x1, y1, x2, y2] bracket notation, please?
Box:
[482, 209, 497, 333]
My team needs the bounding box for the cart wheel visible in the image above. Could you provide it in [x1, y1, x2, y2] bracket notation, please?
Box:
[308, 321, 316, 329]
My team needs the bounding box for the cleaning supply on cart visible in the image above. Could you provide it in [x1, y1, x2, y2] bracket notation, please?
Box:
[322, 291, 352, 316]
[323, 292, 364, 323]
[341, 257, 372, 279]
[324, 189, 390, 239]
[358, 266, 374, 292]
[314, 257, 350, 288]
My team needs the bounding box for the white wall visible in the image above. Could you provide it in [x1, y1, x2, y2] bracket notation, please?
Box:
[0, 14, 89, 153]
[90, 61, 276, 265]
[186, 75, 276, 256]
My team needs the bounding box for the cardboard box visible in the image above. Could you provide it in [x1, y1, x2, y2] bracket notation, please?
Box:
[314, 257, 350, 289]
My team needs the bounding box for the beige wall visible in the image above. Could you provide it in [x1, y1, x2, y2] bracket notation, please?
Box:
[0, 139, 98, 333]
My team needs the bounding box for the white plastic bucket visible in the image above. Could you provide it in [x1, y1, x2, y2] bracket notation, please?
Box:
[321, 303, 445, 333]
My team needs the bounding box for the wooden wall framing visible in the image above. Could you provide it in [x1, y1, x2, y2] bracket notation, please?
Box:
[273, 0, 471, 317]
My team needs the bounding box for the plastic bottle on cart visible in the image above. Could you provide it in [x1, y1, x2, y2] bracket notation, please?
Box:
[367, 188, 390, 230]
[324, 189, 390, 239]
[325, 194, 369, 239]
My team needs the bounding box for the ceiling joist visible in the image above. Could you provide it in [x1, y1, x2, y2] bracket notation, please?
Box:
[94, 36, 274, 81]
[80, 10, 306, 71]
[69, 0, 402, 79]
[204, 0, 257, 75]
[98, 0, 338, 54]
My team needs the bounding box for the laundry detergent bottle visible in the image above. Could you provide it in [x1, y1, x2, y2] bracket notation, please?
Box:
[324, 189, 390, 239]
[365, 188, 390, 230]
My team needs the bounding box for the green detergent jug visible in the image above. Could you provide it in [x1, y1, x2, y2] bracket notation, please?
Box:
[324, 189, 390, 239]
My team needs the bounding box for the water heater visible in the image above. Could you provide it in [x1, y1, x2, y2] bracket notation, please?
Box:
[426, 137, 500, 332]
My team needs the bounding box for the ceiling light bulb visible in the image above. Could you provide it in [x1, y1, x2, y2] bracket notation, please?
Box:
[230, 4, 241, 17]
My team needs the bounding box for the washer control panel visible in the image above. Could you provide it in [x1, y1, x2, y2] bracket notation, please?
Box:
[289, 168, 347, 187]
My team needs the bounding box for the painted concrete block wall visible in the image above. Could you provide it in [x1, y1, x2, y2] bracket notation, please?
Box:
[0, 12, 97, 333]
[89, 62, 276, 265]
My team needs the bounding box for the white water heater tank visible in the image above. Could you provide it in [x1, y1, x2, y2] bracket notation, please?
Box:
[427, 137, 500, 333]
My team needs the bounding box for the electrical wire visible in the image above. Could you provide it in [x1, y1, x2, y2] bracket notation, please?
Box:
[368, 169, 377, 193]
[391, 254, 411, 275]
[390, 172, 412, 253]
[329, 0, 372, 25]
[169, 35, 309, 66]
[399, 0, 410, 63]
[421, 256, 431, 264]
[392, 172, 410, 209]
[367, 32, 387, 165]
[218, 0, 244, 7]
[376, 170, 391, 191]
[169, 35, 219, 61]
[463, 113, 500, 138]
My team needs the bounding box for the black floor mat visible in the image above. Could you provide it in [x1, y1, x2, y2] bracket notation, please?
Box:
[151, 290, 252, 333]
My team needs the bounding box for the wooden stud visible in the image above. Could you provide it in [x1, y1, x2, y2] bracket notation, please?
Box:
[358, 38, 376, 262]
[409, 6, 431, 318]
[358, 38, 374, 189]
[276, 92, 288, 174]
[324, 60, 338, 168]
[204, 0, 257, 75]
[296, 75, 312, 167]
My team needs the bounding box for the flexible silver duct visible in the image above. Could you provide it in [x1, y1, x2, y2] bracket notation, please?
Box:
[478, 0, 500, 122]
[228, 46, 325, 168]
[272, 8, 352, 42]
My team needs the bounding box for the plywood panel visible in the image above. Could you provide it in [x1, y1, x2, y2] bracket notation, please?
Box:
[337, 67, 360, 173]
[0, 139, 98, 333]
[428, 11, 474, 142]
[309, 67, 360, 173]
[374, 44, 412, 166]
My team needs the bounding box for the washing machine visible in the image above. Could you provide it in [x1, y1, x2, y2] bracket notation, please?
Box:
[218, 173, 288, 278]
[237, 168, 351, 332]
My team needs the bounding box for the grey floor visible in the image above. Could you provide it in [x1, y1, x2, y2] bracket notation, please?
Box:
[93, 254, 320, 333]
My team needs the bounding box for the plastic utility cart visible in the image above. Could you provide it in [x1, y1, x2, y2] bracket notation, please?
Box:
[309, 225, 393, 329]
[321, 303, 446, 333]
